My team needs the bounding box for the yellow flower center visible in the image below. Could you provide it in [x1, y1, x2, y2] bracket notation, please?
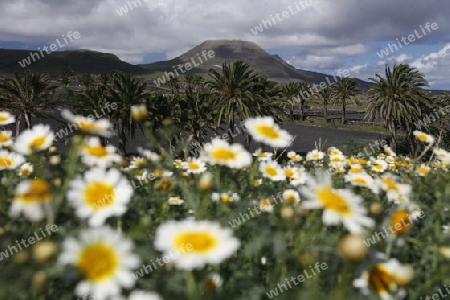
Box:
[78, 121, 99, 132]
[169, 198, 182, 204]
[317, 187, 351, 215]
[0, 134, 11, 143]
[381, 178, 398, 191]
[285, 169, 295, 178]
[331, 157, 342, 163]
[175, 232, 218, 253]
[418, 167, 429, 175]
[0, 157, 13, 168]
[84, 146, 109, 157]
[352, 178, 368, 185]
[30, 137, 47, 150]
[284, 194, 298, 205]
[77, 244, 119, 282]
[135, 159, 145, 168]
[211, 148, 237, 161]
[255, 125, 280, 140]
[17, 180, 53, 203]
[349, 168, 364, 173]
[85, 183, 115, 210]
[417, 134, 428, 142]
[312, 153, 320, 159]
[20, 168, 32, 176]
[188, 162, 201, 170]
[0, 115, 9, 123]
[390, 210, 412, 236]
[220, 194, 233, 202]
[368, 265, 395, 293]
[265, 167, 279, 177]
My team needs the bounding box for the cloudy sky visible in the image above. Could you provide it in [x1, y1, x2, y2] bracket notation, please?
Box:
[1, 0, 450, 89]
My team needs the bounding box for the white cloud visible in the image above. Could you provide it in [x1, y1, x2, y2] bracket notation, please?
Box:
[0, 0, 449, 88]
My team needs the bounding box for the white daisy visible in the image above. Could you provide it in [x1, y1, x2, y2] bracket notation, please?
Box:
[244, 116, 293, 148]
[344, 172, 380, 194]
[0, 111, 15, 125]
[353, 253, 413, 300]
[17, 162, 33, 177]
[306, 149, 324, 161]
[384, 146, 396, 157]
[415, 164, 430, 176]
[154, 220, 240, 270]
[129, 156, 146, 169]
[413, 130, 434, 144]
[289, 167, 308, 185]
[58, 227, 140, 300]
[287, 151, 302, 162]
[173, 159, 184, 169]
[372, 159, 388, 173]
[300, 171, 374, 234]
[200, 138, 252, 169]
[183, 158, 207, 174]
[14, 124, 54, 155]
[134, 169, 148, 181]
[81, 137, 121, 168]
[433, 148, 450, 163]
[205, 273, 223, 292]
[130, 104, 148, 121]
[252, 148, 273, 161]
[378, 174, 411, 198]
[329, 153, 346, 169]
[385, 156, 395, 165]
[258, 198, 274, 213]
[62, 110, 113, 137]
[282, 189, 301, 205]
[327, 146, 343, 156]
[0, 150, 25, 170]
[211, 192, 240, 203]
[284, 166, 299, 179]
[137, 147, 161, 162]
[67, 168, 133, 226]
[10, 179, 53, 221]
[0, 130, 13, 147]
[259, 160, 286, 181]
[168, 196, 184, 205]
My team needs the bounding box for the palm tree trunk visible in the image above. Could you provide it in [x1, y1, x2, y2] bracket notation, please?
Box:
[15, 113, 22, 136]
[244, 133, 252, 150]
[342, 100, 346, 124]
[323, 105, 328, 122]
[118, 123, 127, 156]
[24, 111, 31, 128]
[390, 121, 397, 152]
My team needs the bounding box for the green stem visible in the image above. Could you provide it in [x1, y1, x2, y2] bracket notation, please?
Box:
[49, 135, 83, 225]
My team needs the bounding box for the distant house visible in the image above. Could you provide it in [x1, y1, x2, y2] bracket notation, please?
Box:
[66, 82, 84, 92]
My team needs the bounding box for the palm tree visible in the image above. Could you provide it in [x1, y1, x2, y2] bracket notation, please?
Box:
[79, 73, 95, 91]
[106, 72, 148, 155]
[0, 70, 57, 135]
[283, 82, 301, 121]
[60, 66, 76, 86]
[297, 82, 311, 121]
[314, 85, 333, 122]
[366, 64, 431, 152]
[333, 78, 360, 124]
[207, 60, 264, 143]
